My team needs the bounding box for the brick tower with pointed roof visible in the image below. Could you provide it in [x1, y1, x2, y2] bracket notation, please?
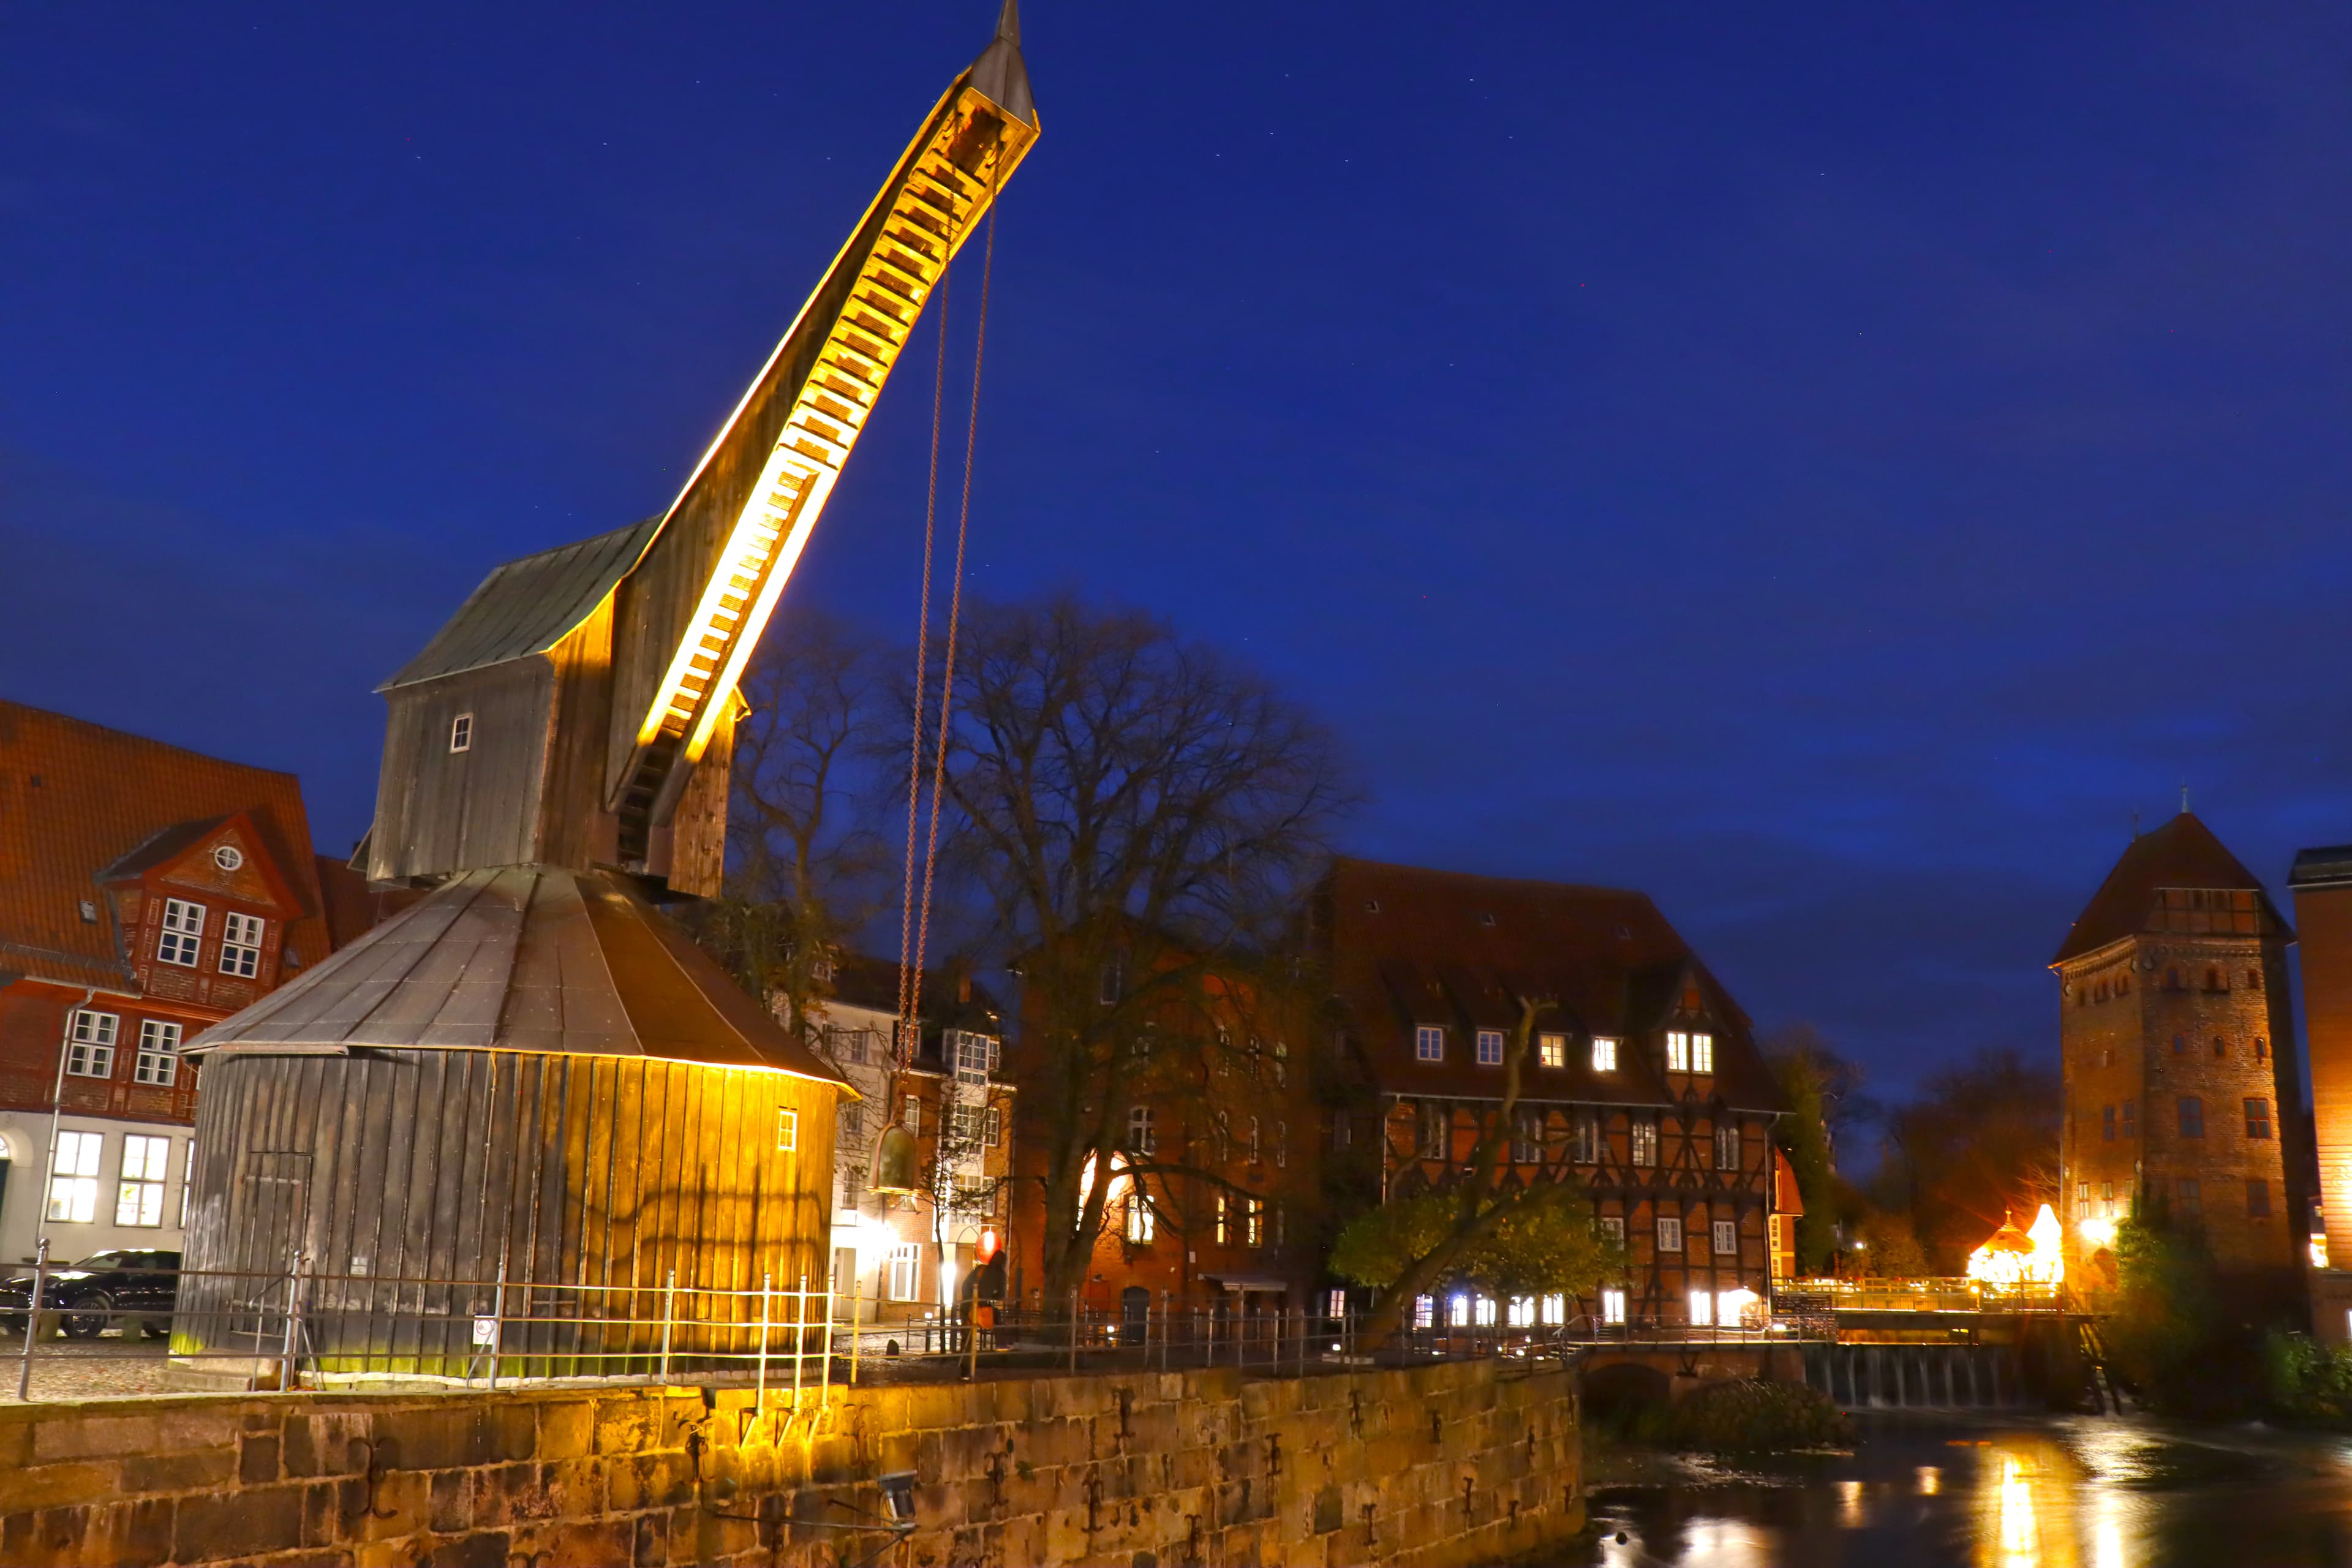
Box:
[2052, 812, 2310, 1297]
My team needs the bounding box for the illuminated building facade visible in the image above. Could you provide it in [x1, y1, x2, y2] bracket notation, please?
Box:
[1317, 859, 1787, 1329]
[0, 701, 341, 1265]
[2289, 844, 2352, 1344]
[2052, 812, 2311, 1302]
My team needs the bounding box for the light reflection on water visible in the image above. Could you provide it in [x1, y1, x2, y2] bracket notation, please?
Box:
[1568, 1416, 2352, 1568]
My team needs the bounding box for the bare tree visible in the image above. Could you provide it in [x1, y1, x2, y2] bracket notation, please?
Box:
[924, 596, 1353, 1305]
[713, 610, 892, 1047]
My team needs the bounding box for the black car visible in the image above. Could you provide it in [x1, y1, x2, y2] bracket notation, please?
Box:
[0, 1250, 181, 1338]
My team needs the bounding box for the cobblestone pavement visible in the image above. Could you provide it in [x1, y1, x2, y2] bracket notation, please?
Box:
[0, 1329, 176, 1402]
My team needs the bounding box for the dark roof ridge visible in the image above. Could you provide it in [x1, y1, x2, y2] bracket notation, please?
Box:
[0, 700, 300, 783]
[1332, 854, 1656, 903]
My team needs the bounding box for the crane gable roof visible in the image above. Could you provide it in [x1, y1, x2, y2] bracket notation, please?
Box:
[1322, 858, 1782, 1114]
[2051, 812, 2288, 965]
[379, 518, 658, 693]
[0, 701, 331, 991]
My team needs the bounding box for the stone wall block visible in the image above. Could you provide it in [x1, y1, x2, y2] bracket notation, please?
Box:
[534, 1398, 594, 1462]
[175, 1483, 306, 1562]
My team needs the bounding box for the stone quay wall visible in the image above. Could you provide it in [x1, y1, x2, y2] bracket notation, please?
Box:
[0, 1359, 1582, 1567]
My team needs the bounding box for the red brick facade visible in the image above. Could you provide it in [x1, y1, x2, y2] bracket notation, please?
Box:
[2290, 845, 2352, 1343]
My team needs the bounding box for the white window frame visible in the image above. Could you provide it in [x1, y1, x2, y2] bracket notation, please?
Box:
[1128, 1105, 1156, 1155]
[157, 898, 205, 968]
[1538, 1032, 1566, 1069]
[1691, 1031, 1714, 1074]
[68, 1011, 118, 1079]
[952, 1031, 997, 1085]
[1687, 1289, 1713, 1327]
[901, 1096, 920, 1136]
[1475, 1029, 1504, 1066]
[1512, 1109, 1542, 1164]
[886, 1242, 921, 1302]
[1600, 1287, 1627, 1325]
[1572, 1112, 1599, 1164]
[1713, 1219, 1738, 1256]
[1591, 1036, 1619, 1072]
[1540, 1293, 1565, 1326]
[1630, 1118, 1658, 1167]
[1665, 1031, 1691, 1072]
[135, 1019, 181, 1086]
[48, 1130, 104, 1223]
[1714, 1121, 1740, 1171]
[450, 712, 473, 753]
[1125, 1191, 1155, 1243]
[1414, 1295, 1435, 1330]
[982, 1106, 1002, 1148]
[117, 1134, 171, 1227]
[219, 912, 265, 979]
[1656, 1215, 1684, 1253]
[1415, 1025, 1445, 1063]
[180, 1139, 197, 1228]
[777, 1108, 798, 1152]
[1600, 1216, 1626, 1246]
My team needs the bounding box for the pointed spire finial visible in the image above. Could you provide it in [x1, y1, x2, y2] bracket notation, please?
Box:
[2181, 782, 2191, 815]
[2132, 809, 2140, 840]
[997, 0, 1019, 46]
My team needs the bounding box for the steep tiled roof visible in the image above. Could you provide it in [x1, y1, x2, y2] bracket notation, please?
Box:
[1322, 858, 1782, 1114]
[0, 701, 331, 992]
[2051, 812, 2287, 965]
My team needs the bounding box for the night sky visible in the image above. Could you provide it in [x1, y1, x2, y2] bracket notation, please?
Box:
[6, 1, 2348, 1093]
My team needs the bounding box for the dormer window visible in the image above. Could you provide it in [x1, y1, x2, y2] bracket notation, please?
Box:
[450, 713, 473, 753]
[1666, 1030, 1713, 1073]
[1591, 1036, 1619, 1072]
[1692, 1032, 1714, 1072]
[157, 899, 205, 967]
[219, 913, 265, 979]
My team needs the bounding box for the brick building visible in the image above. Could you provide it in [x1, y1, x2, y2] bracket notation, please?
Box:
[1317, 859, 1788, 1331]
[0, 703, 337, 1264]
[2290, 843, 2352, 1343]
[784, 954, 1011, 1323]
[2052, 812, 2311, 1302]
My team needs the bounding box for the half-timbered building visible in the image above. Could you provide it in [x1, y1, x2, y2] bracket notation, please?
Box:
[1317, 859, 1787, 1330]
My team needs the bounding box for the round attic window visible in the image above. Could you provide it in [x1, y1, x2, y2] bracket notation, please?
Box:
[213, 845, 244, 872]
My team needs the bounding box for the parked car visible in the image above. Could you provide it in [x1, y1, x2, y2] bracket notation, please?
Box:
[0, 1250, 181, 1338]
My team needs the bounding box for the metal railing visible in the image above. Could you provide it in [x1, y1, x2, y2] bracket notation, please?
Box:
[1775, 1277, 2070, 1313]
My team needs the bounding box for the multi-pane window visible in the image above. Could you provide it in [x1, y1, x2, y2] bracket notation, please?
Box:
[1687, 1290, 1714, 1327]
[2177, 1096, 2205, 1138]
[2121, 1100, 2137, 1137]
[2245, 1098, 2272, 1139]
[2076, 1182, 2090, 1219]
[157, 899, 205, 967]
[1712, 1219, 1737, 1256]
[886, 1243, 921, 1301]
[901, 1096, 920, 1136]
[218, 913, 264, 978]
[2101, 1104, 2116, 1141]
[1656, 1216, 1684, 1253]
[777, 1109, 798, 1151]
[1127, 1106, 1156, 1155]
[1273, 1121, 1287, 1168]
[1215, 1194, 1232, 1245]
[1414, 1295, 1436, 1330]
[1420, 1103, 1449, 1159]
[952, 1031, 998, 1085]
[951, 1104, 985, 1144]
[2175, 1178, 2202, 1220]
[1248, 1117, 1262, 1163]
[1591, 1036, 1619, 1072]
[1600, 1287, 1627, 1325]
[1572, 1112, 1599, 1164]
[1476, 1030, 1504, 1066]
[1691, 1033, 1714, 1073]
[1538, 1033, 1566, 1069]
[1245, 1197, 1265, 1248]
[48, 1131, 104, 1223]
[1125, 1192, 1155, 1243]
[135, 1020, 181, 1086]
[982, 1107, 1002, 1147]
[450, 712, 473, 753]
[2099, 1182, 2114, 1218]
[1713, 1122, 1740, 1171]
[1512, 1109, 1542, 1164]
[1599, 1216, 1626, 1246]
[117, 1134, 170, 1226]
[1665, 1031, 1691, 1072]
[1630, 1118, 1658, 1167]
[843, 1102, 865, 1139]
[1272, 1040, 1289, 1086]
[67, 1011, 118, 1078]
[2247, 1179, 2272, 1218]
[1415, 1025, 1445, 1062]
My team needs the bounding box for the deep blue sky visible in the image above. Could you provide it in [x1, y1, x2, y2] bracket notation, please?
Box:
[6, 1, 2348, 1092]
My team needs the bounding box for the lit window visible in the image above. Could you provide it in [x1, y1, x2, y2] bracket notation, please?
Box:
[157, 899, 205, 967]
[2099, 1182, 2114, 1218]
[1600, 1287, 1627, 1325]
[1538, 1033, 1566, 1069]
[135, 1020, 181, 1086]
[1415, 1025, 1445, 1062]
[1326, 1288, 1347, 1320]
[1687, 1289, 1713, 1327]
[901, 1096, 920, 1136]
[951, 1104, 984, 1143]
[1691, 1033, 1714, 1073]
[1215, 1194, 1231, 1245]
[1450, 1295, 1470, 1327]
[953, 1031, 997, 1085]
[218, 913, 264, 979]
[1713, 1220, 1736, 1256]
[1246, 1197, 1264, 1247]
[67, 1011, 118, 1078]
[1572, 1112, 1599, 1164]
[1714, 1122, 1740, 1170]
[1128, 1106, 1156, 1155]
[1717, 1291, 1752, 1329]
[1541, 1293, 1565, 1325]
[1630, 1118, 1658, 1167]
[777, 1108, 798, 1151]
[116, 1134, 170, 1227]
[1665, 1031, 1691, 1072]
[1414, 1295, 1434, 1330]
[450, 713, 473, 753]
[1476, 1030, 1504, 1066]
[1600, 1216, 1625, 1246]
[1272, 1039, 1289, 1086]
[1591, 1036, 1618, 1072]
[2245, 1098, 2272, 1139]
[1656, 1215, 1684, 1253]
[886, 1243, 921, 1301]
[1506, 1295, 1534, 1328]
[2076, 1182, 2090, 1220]
[1474, 1296, 1497, 1327]
[48, 1131, 104, 1223]
[1125, 1191, 1155, 1243]
[2177, 1096, 2204, 1139]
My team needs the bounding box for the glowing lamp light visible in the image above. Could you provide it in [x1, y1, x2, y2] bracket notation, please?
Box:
[976, 1227, 999, 1264]
[2079, 1216, 2117, 1248]
[1966, 1204, 2065, 1290]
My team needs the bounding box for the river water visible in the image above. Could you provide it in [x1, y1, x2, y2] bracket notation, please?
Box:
[1561, 1414, 2352, 1567]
